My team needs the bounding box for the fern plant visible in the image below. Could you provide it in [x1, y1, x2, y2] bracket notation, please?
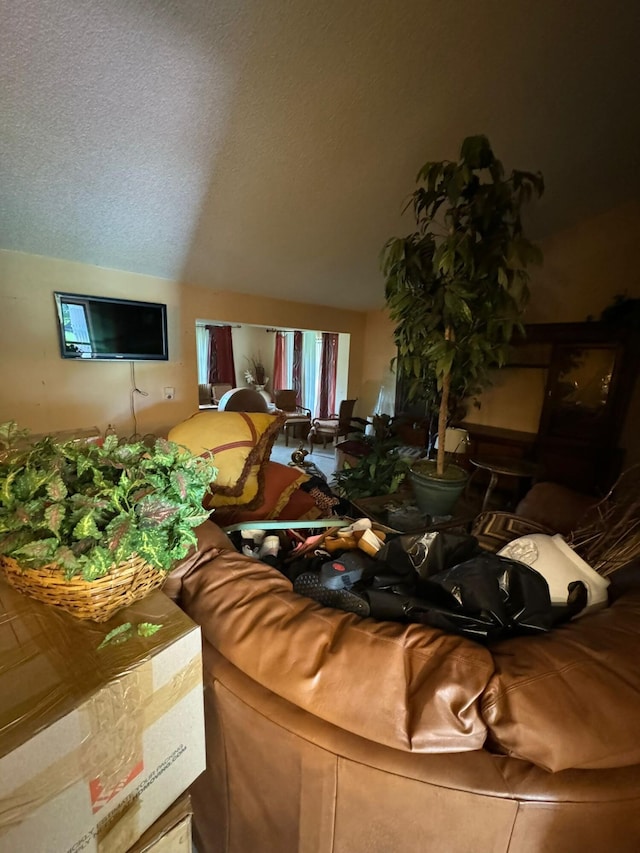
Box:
[0, 423, 217, 581]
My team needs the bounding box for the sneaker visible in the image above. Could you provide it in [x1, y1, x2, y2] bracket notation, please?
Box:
[318, 551, 372, 590]
[294, 571, 371, 617]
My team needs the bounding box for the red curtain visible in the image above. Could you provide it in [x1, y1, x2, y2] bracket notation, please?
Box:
[208, 325, 236, 384]
[318, 333, 338, 417]
[206, 325, 217, 382]
[292, 331, 302, 403]
[273, 331, 287, 391]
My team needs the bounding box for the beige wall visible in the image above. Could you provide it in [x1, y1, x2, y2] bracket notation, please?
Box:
[226, 323, 276, 389]
[3, 199, 638, 446]
[0, 250, 366, 437]
[359, 308, 396, 418]
[525, 200, 640, 324]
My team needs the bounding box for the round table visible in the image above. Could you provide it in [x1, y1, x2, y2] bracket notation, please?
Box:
[469, 456, 539, 512]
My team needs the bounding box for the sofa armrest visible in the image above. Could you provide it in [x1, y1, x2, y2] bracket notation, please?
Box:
[162, 520, 235, 603]
[515, 481, 599, 535]
[180, 544, 495, 754]
[483, 587, 640, 771]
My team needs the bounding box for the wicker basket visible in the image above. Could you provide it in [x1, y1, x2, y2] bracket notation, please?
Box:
[0, 554, 166, 622]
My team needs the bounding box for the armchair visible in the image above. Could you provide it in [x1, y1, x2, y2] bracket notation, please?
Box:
[211, 383, 233, 405]
[273, 389, 312, 446]
[198, 383, 215, 406]
[308, 398, 368, 452]
[198, 383, 234, 409]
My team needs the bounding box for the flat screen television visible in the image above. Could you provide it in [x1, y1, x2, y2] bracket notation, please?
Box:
[54, 292, 168, 361]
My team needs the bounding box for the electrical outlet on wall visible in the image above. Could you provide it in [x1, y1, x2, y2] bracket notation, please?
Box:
[163, 387, 175, 400]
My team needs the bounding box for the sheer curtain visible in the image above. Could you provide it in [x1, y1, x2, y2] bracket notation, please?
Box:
[301, 331, 319, 415]
[196, 324, 210, 384]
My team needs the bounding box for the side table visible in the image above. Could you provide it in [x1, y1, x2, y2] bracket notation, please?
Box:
[469, 456, 539, 512]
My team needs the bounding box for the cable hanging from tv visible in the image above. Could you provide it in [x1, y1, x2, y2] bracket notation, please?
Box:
[130, 362, 148, 438]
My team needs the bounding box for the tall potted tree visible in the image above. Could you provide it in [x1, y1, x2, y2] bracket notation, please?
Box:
[382, 135, 543, 514]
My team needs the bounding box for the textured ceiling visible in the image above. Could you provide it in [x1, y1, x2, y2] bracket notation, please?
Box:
[2, 0, 639, 310]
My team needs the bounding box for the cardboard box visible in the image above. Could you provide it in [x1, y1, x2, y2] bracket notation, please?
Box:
[0, 581, 205, 853]
[127, 793, 192, 852]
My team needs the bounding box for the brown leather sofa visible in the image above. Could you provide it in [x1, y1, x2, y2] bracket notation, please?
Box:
[170, 522, 640, 853]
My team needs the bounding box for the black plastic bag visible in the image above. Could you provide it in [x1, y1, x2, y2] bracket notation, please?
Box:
[294, 530, 587, 642]
[407, 552, 554, 641]
[375, 530, 480, 581]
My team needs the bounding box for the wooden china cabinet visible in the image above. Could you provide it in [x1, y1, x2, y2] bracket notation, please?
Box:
[395, 322, 640, 495]
[517, 322, 639, 492]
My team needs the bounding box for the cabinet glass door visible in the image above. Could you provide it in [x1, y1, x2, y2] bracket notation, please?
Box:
[543, 344, 619, 443]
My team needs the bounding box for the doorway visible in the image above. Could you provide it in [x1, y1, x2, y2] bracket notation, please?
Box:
[195, 320, 350, 416]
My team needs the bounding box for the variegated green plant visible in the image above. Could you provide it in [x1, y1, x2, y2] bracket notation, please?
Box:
[332, 415, 410, 500]
[0, 424, 217, 581]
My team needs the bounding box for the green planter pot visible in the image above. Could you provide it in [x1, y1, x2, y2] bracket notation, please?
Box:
[409, 460, 468, 517]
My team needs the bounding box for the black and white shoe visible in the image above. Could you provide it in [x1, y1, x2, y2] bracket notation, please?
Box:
[294, 570, 370, 617]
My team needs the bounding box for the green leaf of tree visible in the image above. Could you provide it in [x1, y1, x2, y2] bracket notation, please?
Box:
[137, 622, 162, 637]
[81, 546, 113, 580]
[44, 503, 66, 536]
[46, 475, 68, 501]
[73, 513, 100, 540]
[98, 623, 133, 650]
[14, 538, 58, 563]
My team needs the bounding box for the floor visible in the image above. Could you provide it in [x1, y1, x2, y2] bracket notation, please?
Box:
[269, 432, 338, 482]
[269, 433, 521, 519]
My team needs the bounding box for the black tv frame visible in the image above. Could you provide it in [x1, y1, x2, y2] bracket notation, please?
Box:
[54, 292, 169, 362]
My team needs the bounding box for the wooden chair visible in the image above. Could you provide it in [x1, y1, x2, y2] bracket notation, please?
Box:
[308, 399, 367, 453]
[199, 383, 234, 409]
[211, 383, 233, 405]
[198, 383, 214, 406]
[274, 389, 312, 446]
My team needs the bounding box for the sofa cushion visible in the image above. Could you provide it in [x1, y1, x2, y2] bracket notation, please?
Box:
[482, 588, 640, 771]
[210, 461, 312, 526]
[275, 484, 323, 521]
[168, 410, 285, 509]
[179, 524, 495, 754]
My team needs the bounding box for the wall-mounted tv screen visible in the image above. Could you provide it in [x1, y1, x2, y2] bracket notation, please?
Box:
[54, 292, 168, 361]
